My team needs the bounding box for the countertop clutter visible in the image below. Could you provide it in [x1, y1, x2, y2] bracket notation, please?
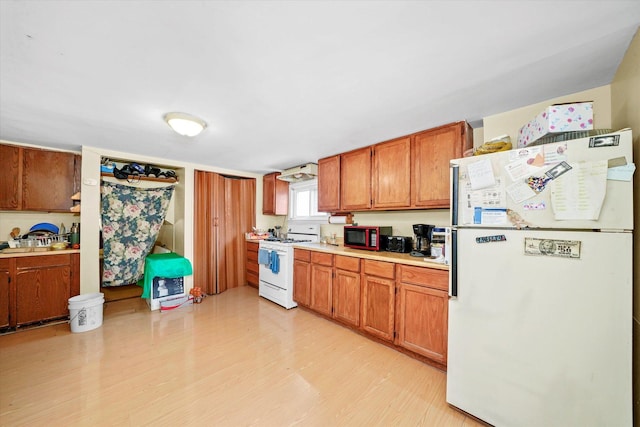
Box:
[292, 242, 449, 270]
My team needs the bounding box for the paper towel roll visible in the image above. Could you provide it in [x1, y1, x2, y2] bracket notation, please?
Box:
[328, 215, 347, 224]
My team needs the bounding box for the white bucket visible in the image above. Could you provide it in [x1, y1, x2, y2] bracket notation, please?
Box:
[68, 293, 105, 333]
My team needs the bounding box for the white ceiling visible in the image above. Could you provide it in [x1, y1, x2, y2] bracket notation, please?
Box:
[1, 1, 639, 174]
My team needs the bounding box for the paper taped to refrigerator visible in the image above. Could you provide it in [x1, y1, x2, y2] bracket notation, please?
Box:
[461, 178, 506, 224]
[467, 158, 496, 190]
[524, 237, 581, 258]
[549, 160, 607, 220]
[506, 180, 537, 203]
[607, 163, 635, 181]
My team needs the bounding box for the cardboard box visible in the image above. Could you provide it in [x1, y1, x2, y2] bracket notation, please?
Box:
[145, 276, 185, 310]
[517, 102, 593, 148]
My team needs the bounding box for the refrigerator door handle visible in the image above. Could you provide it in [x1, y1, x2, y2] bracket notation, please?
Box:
[450, 229, 458, 298]
[451, 164, 459, 226]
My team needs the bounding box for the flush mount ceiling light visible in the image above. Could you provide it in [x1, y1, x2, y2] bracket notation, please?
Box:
[164, 112, 207, 137]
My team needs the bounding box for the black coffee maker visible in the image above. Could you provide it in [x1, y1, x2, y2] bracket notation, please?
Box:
[410, 224, 435, 257]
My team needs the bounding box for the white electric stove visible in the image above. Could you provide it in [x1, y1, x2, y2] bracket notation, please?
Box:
[258, 224, 320, 308]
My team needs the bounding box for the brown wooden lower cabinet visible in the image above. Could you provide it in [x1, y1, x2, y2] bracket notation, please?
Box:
[395, 266, 448, 365]
[332, 255, 361, 327]
[299, 251, 361, 328]
[0, 259, 10, 329]
[1, 252, 80, 329]
[309, 252, 333, 316]
[361, 259, 396, 342]
[292, 250, 449, 368]
[246, 241, 259, 288]
[293, 249, 311, 306]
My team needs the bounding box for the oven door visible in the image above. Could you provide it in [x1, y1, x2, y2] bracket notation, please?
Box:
[258, 248, 288, 286]
[258, 247, 296, 308]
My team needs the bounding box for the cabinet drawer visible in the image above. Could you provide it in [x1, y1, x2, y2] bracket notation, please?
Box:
[363, 259, 395, 279]
[335, 255, 360, 272]
[0, 259, 9, 269]
[247, 261, 259, 274]
[294, 249, 311, 262]
[398, 265, 448, 291]
[311, 251, 333, 266]
[247, 271, 259, 287]
[247, 250, 258, 262]
[16, 254, 70, 270]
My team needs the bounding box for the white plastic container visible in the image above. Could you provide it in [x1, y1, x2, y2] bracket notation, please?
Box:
[68, 293, 104, 333]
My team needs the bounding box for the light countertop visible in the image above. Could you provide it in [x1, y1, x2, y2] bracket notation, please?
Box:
[0, 248, 80, 259]
[292, 242, 449, 271]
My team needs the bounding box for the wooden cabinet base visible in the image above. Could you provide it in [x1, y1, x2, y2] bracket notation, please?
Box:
[1, 252, 80, 332]
[246, 241, 259, 288]
[295, 305, 447, 372]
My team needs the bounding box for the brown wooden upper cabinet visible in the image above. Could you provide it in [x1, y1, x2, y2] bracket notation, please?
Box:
[411, 121, 473, 208]
[317, 155, 341, 212]
[372, 136, 411, 209]
[262, 172, 288, 215]
[317, 121, 472, 212]
[340, 146, 372, 211]
[0, 144, 81, 212]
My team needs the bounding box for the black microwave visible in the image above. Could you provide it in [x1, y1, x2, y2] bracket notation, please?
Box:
[344, 226, 392, 251]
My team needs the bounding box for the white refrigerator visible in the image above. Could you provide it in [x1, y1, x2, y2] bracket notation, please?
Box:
[447, 129, 634, 426]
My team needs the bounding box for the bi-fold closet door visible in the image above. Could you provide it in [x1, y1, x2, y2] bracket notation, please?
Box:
[194, 171, 256, 295]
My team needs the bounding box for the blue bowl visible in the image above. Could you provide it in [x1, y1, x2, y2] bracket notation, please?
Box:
[29, 222, 59, 234]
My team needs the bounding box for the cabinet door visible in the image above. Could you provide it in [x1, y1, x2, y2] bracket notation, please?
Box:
[22, 148, 76, 211]
[0, 266, 9, 329]
[73, 154, 82, 195]
[16, 265, 71, 325]
[293, 259, 311, 306]
[70, 253, 80, 297]
[333, 268, 361, 327]
[395, 283, 448, 365]
[318, 155, 341, 212]
[262, 172, 288, 215]
[310, 264, 333, 316]
[0, 144, 22, 210]
[246, 241, 259, 288]
[372, 136, 411, 209]
[340, 147, 372, 211]
[262, 173, 276, 214]
[411, 122, 472, 208]
[361, 274, 395, 341]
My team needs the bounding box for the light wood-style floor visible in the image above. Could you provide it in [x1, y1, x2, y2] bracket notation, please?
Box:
[0, 286, 484, 426]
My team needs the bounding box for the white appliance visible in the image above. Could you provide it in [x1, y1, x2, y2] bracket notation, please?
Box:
[447, 129, 634, 426]
[258, 224, 320, 308]
[276, 163, 318, 182]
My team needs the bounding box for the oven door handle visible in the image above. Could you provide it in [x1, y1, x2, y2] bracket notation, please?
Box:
[259, 247, 288, 257]
[260, 281, 283, 291]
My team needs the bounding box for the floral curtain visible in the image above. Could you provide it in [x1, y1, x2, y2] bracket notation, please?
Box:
[101, 181, 175, 287]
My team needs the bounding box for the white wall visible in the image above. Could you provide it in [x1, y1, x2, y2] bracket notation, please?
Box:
[610, 27, 640, 423]
[320, 210, 450, 242]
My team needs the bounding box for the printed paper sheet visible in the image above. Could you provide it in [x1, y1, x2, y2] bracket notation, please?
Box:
[549, 160, 607, 220]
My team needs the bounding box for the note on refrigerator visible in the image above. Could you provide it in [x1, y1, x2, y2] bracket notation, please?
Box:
[461, 178, 506, 225]
[607, 163, 635, 181]
[467, 158, 496, 190]
[549, 160, 607, 220]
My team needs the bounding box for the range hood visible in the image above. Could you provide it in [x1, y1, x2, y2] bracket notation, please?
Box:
[276, 163, 318, 183]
